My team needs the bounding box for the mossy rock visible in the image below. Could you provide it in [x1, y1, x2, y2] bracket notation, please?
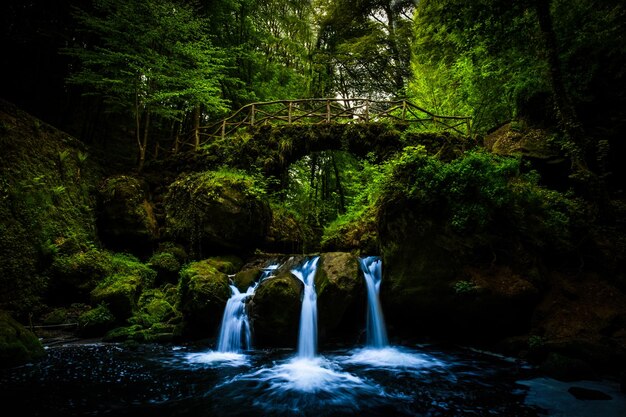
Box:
[321, 207, 378, 255]
[77, 304, 116, 337]
[148, 252, 181, 284]
[203, 255, 244, 274]
[48, 248, 115, 303]
[104, 324, 144, 342]
[164, 170, 271, 255]
[0, 99, 99, 317]
[249, 271, 303, 347]
[90, 274, 144, 320]
[41, 308, 69, 325]
[233, 268, 262, 292]
[97, 175, 158, 255]
[104, 322, 180, 343]
[128, 289, 179, 329]
[155, 242, 188, 263]
[90, 257, 154, 320]
[264, 205, 316, 253]
[0, 311, 45, 368]
[315, 252, 365, 342]
[178, 259, 231, 339]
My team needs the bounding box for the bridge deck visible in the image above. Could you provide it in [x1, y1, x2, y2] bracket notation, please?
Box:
[183, 98, 471, 151]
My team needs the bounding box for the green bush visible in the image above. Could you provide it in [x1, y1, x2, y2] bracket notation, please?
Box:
[77, 304, 115, 336]
[378, 147, 576, 251]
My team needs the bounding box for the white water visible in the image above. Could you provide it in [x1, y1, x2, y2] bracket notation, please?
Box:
[291, 256, 320, 359]
[216, 263, 280, 353]
[359, 256, 388, 348]
[343, 346, 445, 371]
[217, 285, 254, 352]
[185, 351, 249, 367]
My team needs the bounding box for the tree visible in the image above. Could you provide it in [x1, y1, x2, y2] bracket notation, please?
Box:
[65, 0, 228, 170]
[315, 0, 414, 99]
[410, 0, 547, 133]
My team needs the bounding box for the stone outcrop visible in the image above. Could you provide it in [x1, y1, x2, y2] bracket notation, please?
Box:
[0, 311, 45, 368]
[249, 271, 303, 347]
[97, 175, 159, 255]
[315, 252, 365, 342]
[164, 171, 271, 255]
[178, 258, 233, 339]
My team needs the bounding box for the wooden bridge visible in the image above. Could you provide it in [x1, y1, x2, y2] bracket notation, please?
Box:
[185, 98, 472, 150]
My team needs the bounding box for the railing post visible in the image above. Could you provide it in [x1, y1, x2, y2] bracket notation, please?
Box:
[288, 102, 293, 124]
[221, 119, 226, 140]
[326, 100, 331, 123]
[402, 101, 407, 121]
[466, 118, 472, 138]
[250, 104, 255, 126]
[364, 99, 369, 123]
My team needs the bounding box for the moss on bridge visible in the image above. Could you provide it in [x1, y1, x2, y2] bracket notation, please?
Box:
[176, 123, 470, 179]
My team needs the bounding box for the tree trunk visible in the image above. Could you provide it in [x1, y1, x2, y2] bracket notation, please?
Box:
[384, 3, 405, 95]
[138, 111, 150, 172]
[135, 94, 142, 168]
[193, 105, 201, 151]
[535, 0, 587, 171]
[331, 153, 346, 213]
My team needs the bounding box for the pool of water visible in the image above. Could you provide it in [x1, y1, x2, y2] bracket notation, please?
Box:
[0, 342, 620, 417]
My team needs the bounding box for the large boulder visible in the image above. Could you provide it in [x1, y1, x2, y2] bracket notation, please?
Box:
[177, 258, 232, 339]
[376, 148, 569, 342]
[315, 252, 366, 343]
[483, 123, 570, 190]
[88, 253, 157, 322]
[249, 271, 303, 347]
[96, 175, 159, 255]
[164, 170, 271, 256]
[529, 272, 626, 376]
[263, 205, 316, 254]
[0, 311, 45, 368]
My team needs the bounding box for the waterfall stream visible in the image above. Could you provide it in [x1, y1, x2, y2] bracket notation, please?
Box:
[291, 256, 320, 359]
[359, 256, 388, 348]
[216, 263, 279, 353]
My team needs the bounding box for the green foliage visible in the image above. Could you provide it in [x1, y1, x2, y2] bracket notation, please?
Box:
[321, 204, 378, 253]
[453, 280, 479, 294]
[282, 151, 363, 229]
[0, 106, 99, 316]
[528, 334, 546, 350]
[128, 289, 177, 328]
[266, 202, 317, 253]
[315, 0, 414, 97]
[77, 304, 116, 336]
[410, 0, 548, 133]
[64, 0, 229, 167]
[379, 147, 577, 251]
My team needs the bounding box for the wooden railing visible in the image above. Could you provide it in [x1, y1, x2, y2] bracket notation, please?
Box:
[186, 98, 471, 150]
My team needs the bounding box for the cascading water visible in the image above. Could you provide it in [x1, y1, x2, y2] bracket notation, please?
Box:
[291, 256, 320, 359]
[359, 256, 388, 348]
[216, 285, 254, 353]
[216, 263, 280, 353]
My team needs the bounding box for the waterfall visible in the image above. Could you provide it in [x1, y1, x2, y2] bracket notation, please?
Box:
[291, 256, 320, 359]
[217, 285, 254, 352]
[359, 256, 388, 348]
[216, 263, 280, 353]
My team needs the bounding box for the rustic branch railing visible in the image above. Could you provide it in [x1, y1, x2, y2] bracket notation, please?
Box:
[185, 98, 471, 150]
